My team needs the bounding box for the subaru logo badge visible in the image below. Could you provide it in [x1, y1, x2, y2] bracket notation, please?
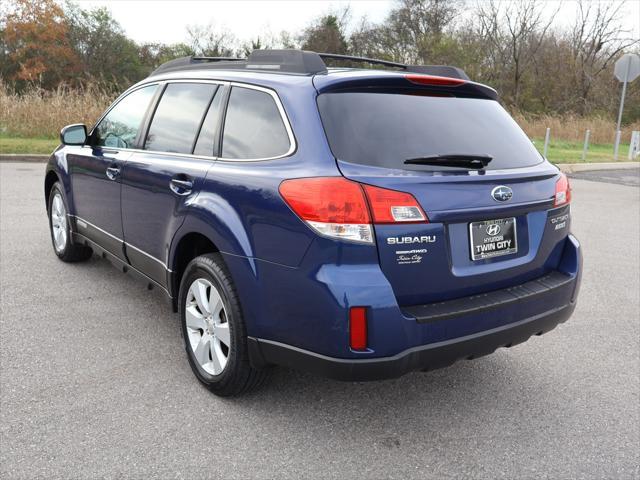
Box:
[491, 186, 513, 202]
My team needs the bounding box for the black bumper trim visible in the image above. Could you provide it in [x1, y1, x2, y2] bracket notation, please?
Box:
[403, 271, 574, 323]
[248, 302, 575, 382]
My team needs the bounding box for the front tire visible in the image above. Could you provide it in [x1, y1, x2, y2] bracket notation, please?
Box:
[179, 253, 268, 396]
[47, 182, 92, 262]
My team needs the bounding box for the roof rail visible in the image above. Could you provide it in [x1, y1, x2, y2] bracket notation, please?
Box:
[149, 49, 469, 80]
[318, 53, 469, 80]
[318, 53, 406, 69]
[151, 56, 246, 76]
[191, 56, 245, 62]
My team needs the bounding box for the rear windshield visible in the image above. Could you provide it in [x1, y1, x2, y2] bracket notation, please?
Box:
[317, 92, 542, 171]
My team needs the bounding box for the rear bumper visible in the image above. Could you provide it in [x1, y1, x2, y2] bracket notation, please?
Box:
[249, 232, 582, 380]
[243, 233, 581, 380]
[248, 300, 576, 381]
[403, 270, 576, 324]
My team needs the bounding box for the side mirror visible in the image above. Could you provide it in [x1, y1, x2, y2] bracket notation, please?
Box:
[60, 124, 87, 146]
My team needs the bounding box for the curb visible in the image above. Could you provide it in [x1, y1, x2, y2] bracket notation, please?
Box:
[557, 162, 639, 173]
[0, 154, 50, 163]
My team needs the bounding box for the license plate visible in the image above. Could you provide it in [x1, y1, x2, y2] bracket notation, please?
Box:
[469, 217, 517, 261]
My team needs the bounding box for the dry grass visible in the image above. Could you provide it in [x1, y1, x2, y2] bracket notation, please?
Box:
[0, 81, 114, 138]
[513, 112, 640, 145]
[1, 80, 639, 145]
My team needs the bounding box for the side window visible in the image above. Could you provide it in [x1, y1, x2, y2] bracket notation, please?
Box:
[144, 83, 217, 154]
[95, 85, 157, 149]
[221, 87, 291, 159]
[193, 87, 225, 156]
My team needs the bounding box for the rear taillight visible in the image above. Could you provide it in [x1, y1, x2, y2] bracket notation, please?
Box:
[279, 177, 428, 243]
[554, 173, 572, 207]
[279, 177, 373, 243]
[362, 184, 427, 223]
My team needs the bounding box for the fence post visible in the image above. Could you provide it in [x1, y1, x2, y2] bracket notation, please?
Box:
[543, 128, 550, 158]
[613, 130, 622, 160]
[582, 129, 590, 161]
[629, 131, 640, 161]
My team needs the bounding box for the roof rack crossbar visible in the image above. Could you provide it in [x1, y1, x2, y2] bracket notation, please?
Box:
[318, 53, 407, 70]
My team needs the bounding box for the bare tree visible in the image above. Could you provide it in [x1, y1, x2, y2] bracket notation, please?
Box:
[570, 0, 639, 114]
[478, 0, 559, 108]
[186, 23, 235, 57]
[376, 0, 461, 63]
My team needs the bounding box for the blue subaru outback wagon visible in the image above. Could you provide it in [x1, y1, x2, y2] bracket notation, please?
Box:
[45, 50, 582, 396]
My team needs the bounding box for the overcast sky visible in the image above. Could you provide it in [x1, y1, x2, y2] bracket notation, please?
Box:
[75, 0, 639, 46]
[75, 1, 391, 45]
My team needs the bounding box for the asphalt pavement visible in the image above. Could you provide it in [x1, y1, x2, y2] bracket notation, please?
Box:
[568, 168, 640, 187]
[1, 162, 639, 479]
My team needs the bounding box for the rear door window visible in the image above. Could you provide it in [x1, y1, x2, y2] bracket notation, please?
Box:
[221, 86, 290, 160]
[317, 92, 542, 171]
[94, 85, 157, 149]
[145, 83, 217, 154]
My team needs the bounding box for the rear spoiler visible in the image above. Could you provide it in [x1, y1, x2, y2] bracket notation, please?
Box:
[312, 73, 498, 100]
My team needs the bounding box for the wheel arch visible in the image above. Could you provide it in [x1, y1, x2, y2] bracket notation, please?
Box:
[44, 169, 60, 211]
[169, 231, 220, 312]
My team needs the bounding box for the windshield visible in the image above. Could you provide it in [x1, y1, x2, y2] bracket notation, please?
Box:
[317, 92, 542, 171]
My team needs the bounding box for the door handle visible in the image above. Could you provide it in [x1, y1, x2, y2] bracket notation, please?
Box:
[106, 166, 120, 181]
[170, 178, 193, 195]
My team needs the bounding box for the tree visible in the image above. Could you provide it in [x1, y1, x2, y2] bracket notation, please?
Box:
[300, 11, 350, 54]
[186, 23, 235, 57]
[240, 37, 269, 58]
[569, 0, 639, 114]
[2, 0, 80, 88]
[477, 0, 558, 109]
[138, 42, 194, 70]
[65, 3, 146, 87]
[350, 0, 460, 64]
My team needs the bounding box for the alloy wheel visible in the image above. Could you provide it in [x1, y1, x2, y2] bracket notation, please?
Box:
[185, 278, 231, 375]
[51, 192, 68, 253]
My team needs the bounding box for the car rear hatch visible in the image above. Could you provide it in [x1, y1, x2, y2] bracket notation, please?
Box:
[315, 72, 572, 306]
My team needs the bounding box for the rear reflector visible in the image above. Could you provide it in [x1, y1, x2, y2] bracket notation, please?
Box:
[349, 307, 367, 351]
[362, 184, 428, 224]
[554, 173, 571, 207]
[405, 74, 466, 87]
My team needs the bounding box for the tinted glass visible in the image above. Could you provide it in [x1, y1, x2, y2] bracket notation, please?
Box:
[145, 83, 217, 154]
[193, 87, 224, 156]
[95, 85, 157, 149]
[221, 87, 290, 159]
[318, 92, 543, 171]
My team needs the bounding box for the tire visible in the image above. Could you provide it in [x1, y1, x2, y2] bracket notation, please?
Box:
[47, 182, 93, 262]
[179, 253, 269, 396]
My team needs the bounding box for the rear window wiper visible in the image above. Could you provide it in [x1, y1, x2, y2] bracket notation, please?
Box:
[404, 154, 493, 169]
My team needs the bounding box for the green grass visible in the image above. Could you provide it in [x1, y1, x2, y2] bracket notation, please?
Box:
[0, 134, 59, 155]
[0, 134, 637, 163]
[532, 138, 637, 163]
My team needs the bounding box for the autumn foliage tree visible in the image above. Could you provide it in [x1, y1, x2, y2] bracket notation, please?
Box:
[2, 0, 80, 88]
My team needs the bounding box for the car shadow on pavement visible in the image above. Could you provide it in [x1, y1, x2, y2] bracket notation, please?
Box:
[82, 255, 572, 438]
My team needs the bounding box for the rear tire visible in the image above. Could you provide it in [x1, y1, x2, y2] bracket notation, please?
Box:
[47, 182, 92, 262]
[179, 253, 269, 396]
